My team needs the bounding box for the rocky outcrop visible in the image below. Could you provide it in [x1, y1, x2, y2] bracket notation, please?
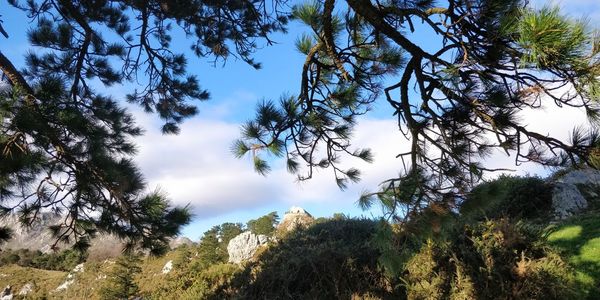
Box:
[0, 286, 12, 300]
[55, 263, 85, 291]
[0, 213, 64, 253]
[162, 260, 173, 274]
[227, 232, 268, 264]
[551, 168, 600, 219]
[0, 212, 192, 258]
[277, 206, 314, 232]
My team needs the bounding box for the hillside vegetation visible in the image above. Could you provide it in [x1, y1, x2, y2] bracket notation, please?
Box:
[1, 172, 600, 299]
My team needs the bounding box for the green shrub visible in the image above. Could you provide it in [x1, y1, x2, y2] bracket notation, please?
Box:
[460, 175, 552, 221]
[0, 248, 86, 271]
[179, 263, 241, 299]
[403, 219, 577, 300]
[219, 219, 401, 299]
[99, 254, 142, 300]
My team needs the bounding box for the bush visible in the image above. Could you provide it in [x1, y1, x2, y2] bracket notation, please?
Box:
[0, 248, 86, 271]
[460, 175, 552, 221]
[99, 254, 142, 300]
[403, 219, 577, 300]
[218, 219, 401, 299]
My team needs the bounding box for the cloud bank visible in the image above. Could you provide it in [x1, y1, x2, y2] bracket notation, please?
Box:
[132, 90, 592, 220]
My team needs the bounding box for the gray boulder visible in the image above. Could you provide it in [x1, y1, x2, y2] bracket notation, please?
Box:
[227, 231, 268, 264]
[552, 168, 600, 219]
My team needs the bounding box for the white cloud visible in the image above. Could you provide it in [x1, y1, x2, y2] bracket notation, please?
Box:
[132, 110, 411, 218]
[131, 86, 593, 220]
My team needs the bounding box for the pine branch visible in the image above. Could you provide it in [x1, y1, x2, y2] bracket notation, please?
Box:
[0, 51, 34, 95]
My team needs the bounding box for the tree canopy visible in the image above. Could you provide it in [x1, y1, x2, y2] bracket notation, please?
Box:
[247, 211, 279, 236]
[234, 0, 600, 222]
[0, 0, 288, 253]
[1, 0, 599, 249]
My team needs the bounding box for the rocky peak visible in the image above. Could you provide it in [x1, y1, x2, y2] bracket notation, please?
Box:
[278, 206, 314, 232]
[227, 231, 269, 264]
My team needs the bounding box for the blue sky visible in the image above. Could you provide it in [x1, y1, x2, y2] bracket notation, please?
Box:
[1, 0, 599, 239]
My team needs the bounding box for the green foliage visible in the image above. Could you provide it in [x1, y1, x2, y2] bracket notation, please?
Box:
[178, 263, 242, 300]
[460, 175, 553, 221]
[197, 227, 228, 267]
[546, 213, 600, 299]
[100, 254, 142, 300]
[404, 219, 578, 300]
[0, 227, 12, 244]
[220, 219, 401, 299]
[195, 222, 244, 268]
[515, 6, 588, 69]
[235, 0, 600, 227]
[0, 248, 86, 271]
[0, 0, 288, 252]
[247, 211, 279, 236]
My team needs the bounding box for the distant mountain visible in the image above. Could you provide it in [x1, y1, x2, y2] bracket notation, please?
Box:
[0, 213, 193, 260]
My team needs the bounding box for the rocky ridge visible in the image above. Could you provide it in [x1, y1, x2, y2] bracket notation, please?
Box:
[0, 213, 193, 259]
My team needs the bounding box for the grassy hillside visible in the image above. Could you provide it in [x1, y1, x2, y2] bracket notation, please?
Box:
[546, 213, 600, 299]
[0, 265, 66, 298]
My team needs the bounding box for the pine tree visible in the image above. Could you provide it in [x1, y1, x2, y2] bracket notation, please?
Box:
[235, 0, 600, 222]
[219, 222, 244, 249]
[0, 1, 288, 251]
[197, 227, 227, 267]
[247, 212, 279, 236]
[99, 254, 142, 300]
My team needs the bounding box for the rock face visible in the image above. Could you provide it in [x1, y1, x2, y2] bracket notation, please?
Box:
[227, 232, 269, 264]
[277, 206, 314, 232]
[0, 213, 123, 258]
[0, 212, 192, 259]
[0, 213, 63, 253]
[552, 168, 600, 219]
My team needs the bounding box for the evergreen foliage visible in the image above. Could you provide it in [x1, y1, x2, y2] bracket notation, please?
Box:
[0, 0, 288, 252]
[197, 227, 228, 267]
[247, 211, 279, 236]
[460, 175, 553, 221]
[235, 0, 600, 224]
[99, 254, 142, 300]
[0, 248, 86, 271]
[404, 219, 578, 300]
[218, 219, 401, 299]
[196, 222, 244, 267]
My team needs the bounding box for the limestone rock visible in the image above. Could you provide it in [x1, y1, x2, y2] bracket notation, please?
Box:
[18, 283, 33, 296]
[55, 263, 85, 292]
[162, 260, 173, 274]
[555, 168, 600, 185]
[0, 286, 12, 300]
[278, 206, 315, 232]
[0, 212, 191, 260]
[551, 168, 600, 219]
[227, 231, 269, 264]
